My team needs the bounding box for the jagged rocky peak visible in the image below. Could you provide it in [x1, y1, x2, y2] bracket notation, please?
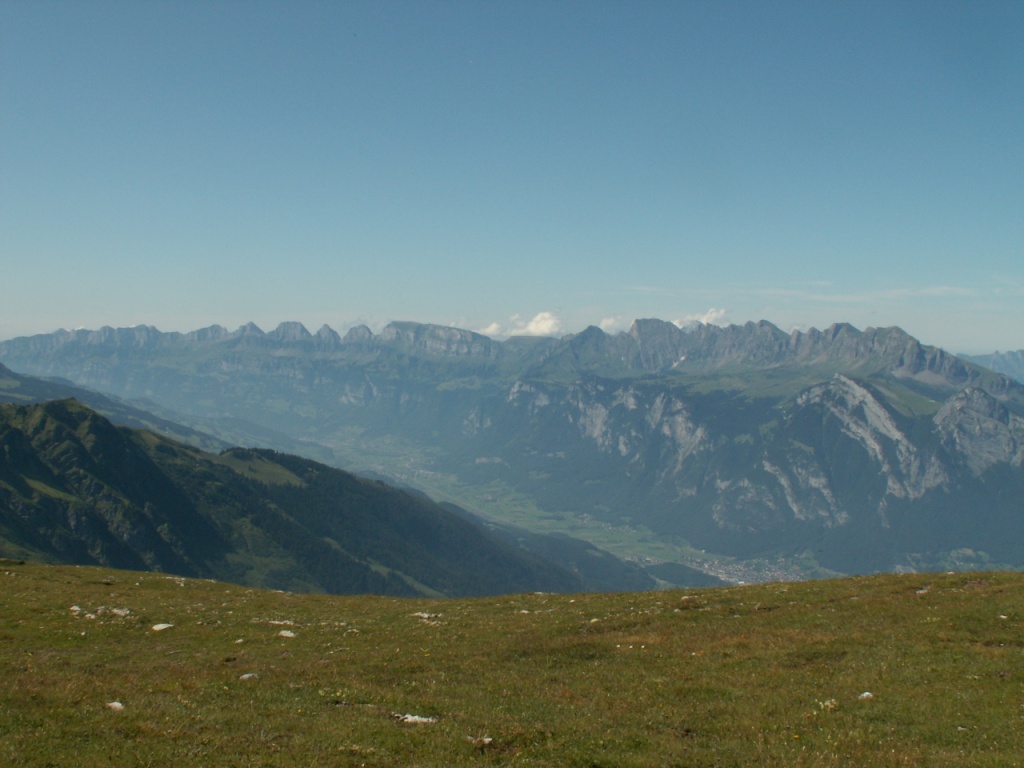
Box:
[123, 324, 165, 344]
[565, 325, 610, 346]
[823, 321, 859, 340]
[628, 318, 687, 370]
[185, 324, 230, 342]
[559, 325, 630, 364]
[315, 324, 342, 346]
[937, 386, 1012, 424]
[341, 324, 374, 343]
[685, 319, 790, 367]
[884, 333, 982, 387]
[787, 321, 860, 350]
[233, 322, 265, 337]
[73, 324, 165, 347]
[268, 321, 313, 342]
[46, 324, 175, 352]
[629, 318, 685, 344]
[378, 321, 498, 358]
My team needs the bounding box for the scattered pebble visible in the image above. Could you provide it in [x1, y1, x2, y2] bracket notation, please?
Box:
[106, 701, 124, 711]
[239, 673, 259, 681]
[858, 691, 875, 700]
[278, 629, 296, 638]
[394, 713, 437, 724]
[466, 736, 494, 750]
[151, 623, 174, 632]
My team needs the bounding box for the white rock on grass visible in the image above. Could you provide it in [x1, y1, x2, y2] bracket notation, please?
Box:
[151, 623, 174, 631]
[278, 629, 296, 638]
[106, 701, 125, 711]
[394, 713, 437, 724]
[239, 673, 259, 681]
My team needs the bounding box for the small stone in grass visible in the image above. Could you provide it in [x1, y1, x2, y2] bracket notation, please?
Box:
[394, 713, 437, 724]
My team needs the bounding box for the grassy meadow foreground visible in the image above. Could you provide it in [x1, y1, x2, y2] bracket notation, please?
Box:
[2, 562, 1024, 766]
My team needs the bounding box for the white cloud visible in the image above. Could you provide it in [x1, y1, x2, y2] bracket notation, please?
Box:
[476, 322, 504, 337]
[674, 308, 728, 328]
[477, 311, 565, 338]
[598, 316, 629, 334]
[513, 311, 564, 336]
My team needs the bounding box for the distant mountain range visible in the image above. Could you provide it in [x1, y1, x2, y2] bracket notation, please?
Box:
[3, 318, 1023, 581]
[0, 398, 661, 595]
[961, 350, 1024, 386]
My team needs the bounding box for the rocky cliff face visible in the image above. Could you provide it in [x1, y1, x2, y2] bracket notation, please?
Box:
[461, 367, 1024, 572]
[935, 388, 1024, 474]
[377, 322, 500, 358]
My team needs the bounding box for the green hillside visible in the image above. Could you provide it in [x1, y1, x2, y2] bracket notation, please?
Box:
[3, 561, 1023, 766]
[0, 399, 590, 597]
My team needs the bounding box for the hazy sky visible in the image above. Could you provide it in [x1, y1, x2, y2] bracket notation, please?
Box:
[2, 1, 1022, 353]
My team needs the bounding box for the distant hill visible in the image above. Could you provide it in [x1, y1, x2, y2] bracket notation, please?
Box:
[961, 349, 1024, 385]
[4, 319, 1024, 580]
[0, 361, 230, 453]
[0, 399, 616, 597]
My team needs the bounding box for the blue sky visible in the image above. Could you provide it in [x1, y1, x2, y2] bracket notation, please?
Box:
[2, 1, 1022, 354]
